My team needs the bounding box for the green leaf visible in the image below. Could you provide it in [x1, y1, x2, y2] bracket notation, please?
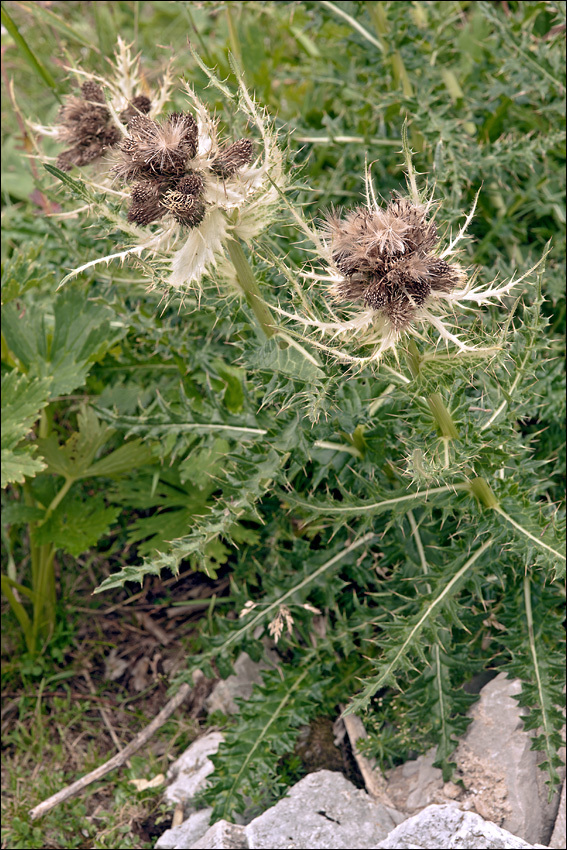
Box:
[33, 493, 119, 557]
[1, 239, 48, 305]
[1, 503, 45, 526]
[1, 447, 46, 489]
[213, 360, 246, 414]
[43, 164, 94, 204]
[248, 338, 324, 382]
[37, 407, 114, 480]
[1, 371, 51, 487]
[178, 438, 230, 489]
[2, 289, 118, 397]
[83, 438, 154, 479]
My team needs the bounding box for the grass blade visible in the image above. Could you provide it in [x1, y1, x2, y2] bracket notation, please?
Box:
[1, 2, 61, 99]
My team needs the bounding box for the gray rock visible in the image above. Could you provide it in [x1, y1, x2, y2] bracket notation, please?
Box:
[548, 781, 566, 850]
[454, 673, 563, 845]
[373, 803, 548, 849]
[205, 653, 271, 716]
[155, 808, 212, 849]
[385, 747, 446, 813]
[245, 769, 402, 849]
[164, 731, 224, 805]
[191, 820, 248, 849]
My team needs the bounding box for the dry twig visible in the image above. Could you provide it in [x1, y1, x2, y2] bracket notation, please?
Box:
[29, 683, 190, 820]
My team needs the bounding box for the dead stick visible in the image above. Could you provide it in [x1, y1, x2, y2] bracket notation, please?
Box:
[29, 683, 190, 820]
[341, 710, 394, 806]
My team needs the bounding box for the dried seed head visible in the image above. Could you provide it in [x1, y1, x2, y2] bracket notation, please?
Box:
[161, 185, 206, 228]
[127, 180, 167, 226]
[175, 171, 205, 197]
[55, 82, 121, 171]
[119, 94, 153, 126]
[119, 112, 198, 178]
[327, 198, 465, 329]
[211, 138, 254, 178]
[80, 81, 106, 104]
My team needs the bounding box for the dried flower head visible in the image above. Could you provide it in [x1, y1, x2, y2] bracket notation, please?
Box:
[272, 155, 542, 366]
[115, 112, 199, 180]
[55, 81, 122, 171]
[325, 197, 465, 331]
[53, 54, 286, 295]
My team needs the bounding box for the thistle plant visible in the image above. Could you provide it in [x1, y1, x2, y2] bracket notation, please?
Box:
[2, 10, 565, 834]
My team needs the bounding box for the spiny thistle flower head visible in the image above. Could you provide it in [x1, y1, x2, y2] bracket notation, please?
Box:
[57, 52, 286, 294]
[272, 149, 544, 367]
[324, 196, 466, 331]
[113, 110, 254, 234]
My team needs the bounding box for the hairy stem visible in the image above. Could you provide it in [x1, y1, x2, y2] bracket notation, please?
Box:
[225, 237, 279, 340]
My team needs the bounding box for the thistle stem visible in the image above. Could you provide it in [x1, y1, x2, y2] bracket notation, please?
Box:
[225, 237, 279, 341]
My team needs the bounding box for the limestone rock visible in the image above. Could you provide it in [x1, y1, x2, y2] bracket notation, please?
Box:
[245, 769, 403, 849]
[373, 803, 548, 849]
[454, 673, 563, 845]
[384, 747, 446, 813]
[191, 820, 248, 849]
[547, 780, 566, 850]
[164, 731, 224, 805]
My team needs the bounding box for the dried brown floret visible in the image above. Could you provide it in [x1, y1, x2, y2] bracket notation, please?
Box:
[161, 184, 206, 228]
[55, 81, 121, 171]
[119, 94, 152, 125]
[127, 180, 167, 226]
[117, 112, 198, 179]
[80, 81, 106, 104]
[211, 139, 254, 178]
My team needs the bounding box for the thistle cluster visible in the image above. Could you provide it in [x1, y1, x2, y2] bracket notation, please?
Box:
[113, 112, 254, 230]
[326, 198, 465, 330]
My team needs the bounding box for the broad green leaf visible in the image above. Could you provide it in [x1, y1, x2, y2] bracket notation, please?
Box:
[1, 447, 47, 489]
[2, 289, 118, 397]
[1, 503, 45, 526]
[1, 371, 51, 487]
[33, 493, 119, 557]
[37, 406, 114, 480]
